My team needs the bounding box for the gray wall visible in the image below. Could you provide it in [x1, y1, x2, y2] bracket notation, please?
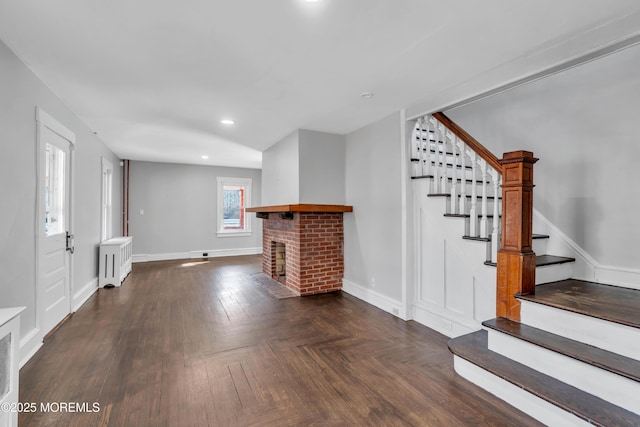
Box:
[261, 130, 299, 205]
[0, 39, 121, 341]
[344, 112, 403, 301]
[299, 129, 345, 205]
[447, 44, 640, 268]
[129, 161, 262, 256]
[262, 129, 345, 206]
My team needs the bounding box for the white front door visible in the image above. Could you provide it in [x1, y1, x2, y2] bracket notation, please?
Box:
[37, 109, 75, 336]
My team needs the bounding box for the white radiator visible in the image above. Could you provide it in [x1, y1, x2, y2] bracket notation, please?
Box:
[99, 236, 133, 287]
[0, 307, 24, 427]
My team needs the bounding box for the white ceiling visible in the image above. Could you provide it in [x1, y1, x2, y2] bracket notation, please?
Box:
[1, 0, 640, 169]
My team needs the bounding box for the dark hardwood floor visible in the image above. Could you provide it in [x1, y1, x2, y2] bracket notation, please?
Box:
[19, 256, 540, 426]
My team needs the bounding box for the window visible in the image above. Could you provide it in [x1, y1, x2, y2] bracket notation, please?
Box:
[101, 157, 113, 241]
[44, 143, 66, 236]
[217, 177, 252, 237]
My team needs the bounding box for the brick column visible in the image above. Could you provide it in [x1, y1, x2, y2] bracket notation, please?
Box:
[496, 151, 538, 321]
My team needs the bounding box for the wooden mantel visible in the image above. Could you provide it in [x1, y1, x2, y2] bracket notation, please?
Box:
[246, 204, 353, 213]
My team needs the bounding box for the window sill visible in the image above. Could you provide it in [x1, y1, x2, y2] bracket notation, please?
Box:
[217, 231, 252, 238]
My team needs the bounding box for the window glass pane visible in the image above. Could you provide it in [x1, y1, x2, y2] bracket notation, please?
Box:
[45, 143, 65, 236]
[223, 185, 245, 229]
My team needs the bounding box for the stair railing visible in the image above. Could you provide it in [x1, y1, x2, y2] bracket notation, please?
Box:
[410, 112, 538, 322]
[411, 113, 503, 250]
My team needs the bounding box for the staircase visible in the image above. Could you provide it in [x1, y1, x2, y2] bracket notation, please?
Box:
[411, 113, 640, 426]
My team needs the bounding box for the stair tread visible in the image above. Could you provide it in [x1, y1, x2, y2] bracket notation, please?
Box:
[483, 318, 640, 383]
[518, 279, 640, 329]
[483, 254, 575, 268]
[463, 235, 491, 242]
[430, 161, 474, 170]
[534, 255, 576, 266]
[532, 234, 549, 239]
[410, 175, 489, 184]
[428, 194, 500, 200]
[448, 330, 640, 427]
[444, 213, 500, 218]
[462, 233, 547, 243]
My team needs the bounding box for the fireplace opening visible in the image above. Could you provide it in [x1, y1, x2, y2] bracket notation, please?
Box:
[273, 241, 286, 283]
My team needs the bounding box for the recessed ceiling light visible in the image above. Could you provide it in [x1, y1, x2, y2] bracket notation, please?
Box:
[201, 155, 209, 159]
[220, 119, 235, 125]
[360, 92, 374, 98]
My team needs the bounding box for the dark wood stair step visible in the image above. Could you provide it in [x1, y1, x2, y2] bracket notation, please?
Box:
[428, 194, 500, 200]
[430, 161, 473, 170]
[463, 233, 548, 243]
[483, 318, 640, 383]
[448, 330, 640, 427]
[532, 234, 549, 240]
[517, 279, 640, 329]
[444, 213, 500, 219]
[484, 254, 575, 268]
[410, 175, 489, 184]
[534, 255, 576, 266]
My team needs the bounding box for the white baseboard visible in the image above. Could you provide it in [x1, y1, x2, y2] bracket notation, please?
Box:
[595, 265, 640, 290]
[190, 247, 262, 259]
[19, 327, 42, 369]
[73, 278, 98, 311]
[133, 247, 262, 263]
[133, 252, 187, 263]
[342, 279, 403, 319]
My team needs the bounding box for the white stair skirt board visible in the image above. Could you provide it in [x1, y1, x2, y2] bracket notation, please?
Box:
[535, 262, 574, 285]
[453, 356, 592, 427]
[412, 303, 479, 338]
[487, 329, 640, 415]
[520, 300, 640, 362]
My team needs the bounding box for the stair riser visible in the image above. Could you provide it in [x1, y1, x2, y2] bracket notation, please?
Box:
[418, 177, 498, 197]
[449, 199, 499, 217]
[412, 163, 478, 180]
[488, 330, 640, 415]
[453, 356, 592, 427]
[535, 262, 573, 284]
[521, 300, 640, 362]
[532, 238, 547, 256]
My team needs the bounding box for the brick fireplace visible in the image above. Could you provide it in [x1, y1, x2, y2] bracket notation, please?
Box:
[247, 204, 353, 296]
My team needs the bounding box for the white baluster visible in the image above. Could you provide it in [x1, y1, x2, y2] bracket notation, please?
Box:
[450, 135, 458, 214]
[457, 139, 467, 214]
[432, 119, 441, 194]
[418, 118, 426, 177]
[468, 150, 478, 237]
[439, 127, 448, 194]
[479, 159, 489, 239]
[490, 172, 502, 262]
[423, 117, 433, 178]
[411, 119, 421, 177]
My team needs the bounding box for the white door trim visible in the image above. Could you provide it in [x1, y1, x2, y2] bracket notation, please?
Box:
[35, 107, 76, 340]
[101, 157, 114, 242]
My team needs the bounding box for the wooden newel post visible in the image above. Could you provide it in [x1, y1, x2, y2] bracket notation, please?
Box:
[496, 150, 538, 321]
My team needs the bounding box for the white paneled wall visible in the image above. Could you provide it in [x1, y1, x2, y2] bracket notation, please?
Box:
[412, 179, 496, 337]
